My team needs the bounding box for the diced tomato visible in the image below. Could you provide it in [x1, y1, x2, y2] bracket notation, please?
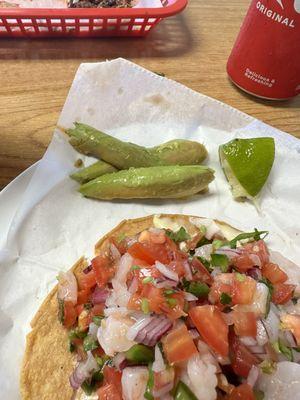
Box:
[92, 255, 114, 288]
[97, 384, 122, 400]
[103, 366, 122, 392]
[227, 383, 255, 400]
[90, 303, 104, 317]
[160, 292, 186, 320]
[229, 333, 259, 378]
[77, 270, 97, 290]
[233, 311, 257, 338]
[232, 275, 256, 305]
[76, 304, 84, 316]
[92, 347, 105, 357]
[210, 274, 256, 306]
[243, 240, 269, 266]
[262, 262, 288, 284]
[77, 288, 91, 305]
[162, 324, 198, 364]
[233, 254, 256, 273]
[191, 257, 213, 285]
[141, 285, 165, 313]
[63, 301, 77, 328]
[110, 237, 128, 255]
[272, 283, 295, 305]
[128, 242, 157, 264]
[189, 305, 228, 357]
[281, 314, 300, 345]
[127, 293, 142, 311]
[128, 241, 170, 265]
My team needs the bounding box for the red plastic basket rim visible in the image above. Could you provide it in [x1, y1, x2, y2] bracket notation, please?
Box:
[0, 0, 187, 18]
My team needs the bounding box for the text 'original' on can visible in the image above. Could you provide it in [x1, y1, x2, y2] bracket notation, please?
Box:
[227, 0, 300, 100]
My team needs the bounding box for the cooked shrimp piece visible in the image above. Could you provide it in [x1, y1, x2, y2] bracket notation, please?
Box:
[97, 314, 136, 356]
[121, 367, 149, 400]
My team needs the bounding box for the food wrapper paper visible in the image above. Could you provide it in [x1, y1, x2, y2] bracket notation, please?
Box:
[0, 58, 300, 398]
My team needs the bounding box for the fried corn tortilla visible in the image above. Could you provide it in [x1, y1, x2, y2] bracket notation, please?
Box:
[20, 214, 241, 400]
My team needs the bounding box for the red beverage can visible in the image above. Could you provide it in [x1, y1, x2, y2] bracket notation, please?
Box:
[227, 0, 300, 99]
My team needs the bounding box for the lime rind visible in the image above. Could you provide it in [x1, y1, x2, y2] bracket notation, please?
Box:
[219, 137, 275, 199]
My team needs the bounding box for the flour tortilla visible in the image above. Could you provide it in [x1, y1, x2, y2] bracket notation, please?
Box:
[20, 214, 240, 400]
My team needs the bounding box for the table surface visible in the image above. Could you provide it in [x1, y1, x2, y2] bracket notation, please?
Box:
[0, 0, 299, 189]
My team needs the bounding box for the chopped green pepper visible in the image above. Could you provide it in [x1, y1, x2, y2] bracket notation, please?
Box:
[220, 292, 232, 305]
[125, 344, 154, 364]
[141, 298, 150, 314]
[174, 381, 198, 400]
[144, 363, 154, 400]
[92, 316, 104, 326]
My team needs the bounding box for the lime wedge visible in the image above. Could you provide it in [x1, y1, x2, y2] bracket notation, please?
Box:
[219, 137, 275, 200]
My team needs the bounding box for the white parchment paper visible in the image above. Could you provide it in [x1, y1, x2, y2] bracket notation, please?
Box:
[0, 58, 300, 399]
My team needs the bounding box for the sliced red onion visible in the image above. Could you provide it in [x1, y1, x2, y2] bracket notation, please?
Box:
[189, 329, 200, 340]
[153, 344, 166, 373]
[91, 286, 109, 304]
[113, 352, 126, 370]
[194, 244, 213, 261]
[284, 330, 297, 348]
[147, 317, 172, 347]
[155, 279, 178, 289]
[153, 382, 173, 398]
[88, 322, 99, 338]
[128, 276, 139, 294]
[110, 242, 121, 262]
[246, 267, 262, 280]
[155, 261, 179, 282]
[247, 365, 259, 387]
[184, 292, 198, 302]
[69, 352, 98, 390]
[57, 271, 78, 305]
[83, 265, 92, 274]
[182, 260, 193, 281]
[216, 246, 242, 260]
[240, 336, 257, 347]
[127, 314, 172, 346]
[127, 316, 153, 341]
[249, 254, 262, 268]
[256, 320, 269, 346]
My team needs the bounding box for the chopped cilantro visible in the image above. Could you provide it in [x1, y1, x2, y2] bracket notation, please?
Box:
[83, 335, 99, 352]
[68, 328, 87, 340]
[166, 227, 191, 243]
[211, 253, 229, 272]
[292, 298, 298, 305]
[84, 302, 93, 310]
[81, 380, 95, 395]
[220, 292, 232, 305]
[229, 229, 268, 249]
[196, 236, 212, 247]
[186, 281, 210, 299]
[141, 298, 150, 314]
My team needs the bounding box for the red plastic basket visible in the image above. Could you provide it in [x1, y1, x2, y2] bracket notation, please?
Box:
[0, 0, 187, 38]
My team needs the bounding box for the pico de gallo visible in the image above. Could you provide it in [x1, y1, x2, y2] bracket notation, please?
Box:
[57, 215, 300, 400]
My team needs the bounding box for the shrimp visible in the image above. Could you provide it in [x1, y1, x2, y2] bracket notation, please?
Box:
[181, 354, 218, 400]
[97, 314, 136, 356]
[121, 367, 149, 400]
